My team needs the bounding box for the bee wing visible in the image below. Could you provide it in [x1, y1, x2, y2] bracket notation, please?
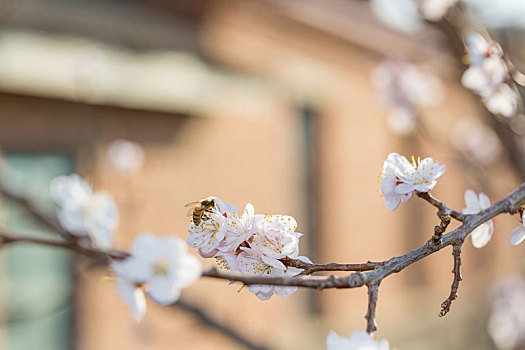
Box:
[185, 201, 199, 217]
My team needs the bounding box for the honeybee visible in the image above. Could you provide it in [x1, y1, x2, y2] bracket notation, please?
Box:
[185, 198, 217, 226]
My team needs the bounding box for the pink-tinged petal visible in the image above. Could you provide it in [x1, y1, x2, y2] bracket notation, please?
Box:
[261, 256, 286, 270]
[510, 225, 525, 246]
[395, 183, 414, 194]
[198, 248, 218, 258]
[463, 189, 480, 214]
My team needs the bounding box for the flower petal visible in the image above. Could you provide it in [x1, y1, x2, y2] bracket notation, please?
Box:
[510, 225, 525, 246]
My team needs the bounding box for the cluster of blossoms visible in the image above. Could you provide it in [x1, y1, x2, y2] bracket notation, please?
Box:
[380, 153, 446, 211]
[327, 330, 390, 350]
[51, 174, 202, 321]
[462, 33, 518, 118]
[414, 0, 458, 21]
[186, 197, 310, 300]
[372, 59, 443, 136]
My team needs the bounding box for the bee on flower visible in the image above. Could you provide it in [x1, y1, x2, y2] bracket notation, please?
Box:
[185, 196, 311, 300]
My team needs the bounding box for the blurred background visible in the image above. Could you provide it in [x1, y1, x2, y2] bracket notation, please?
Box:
[0, 0, 525, 349]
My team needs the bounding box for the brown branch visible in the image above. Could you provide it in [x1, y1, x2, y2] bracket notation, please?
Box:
[430, 214, 452, 248]
[0, 232, 128, 261]
[283, 257, 384, 274]
[365, 284, 379, 334]
[201, 182, 525, 288]
[0, 186, 73, 240]
[416, 192, 465, 221]
[439, 244, 463, 317]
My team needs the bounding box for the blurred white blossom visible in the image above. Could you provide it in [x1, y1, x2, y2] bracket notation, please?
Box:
[372, 59, 443, 135]
[451, 118, 502, 165]
[488, 276, 525, 349]
[106, 139, 145, 175]
[112, 233, 202, 321]
[326, 330, 390, 350]
[462, 189, 493, 248]
[415, 0, 459, 21]
[50, 174, 118, 249]
[462, 33, 518, 117]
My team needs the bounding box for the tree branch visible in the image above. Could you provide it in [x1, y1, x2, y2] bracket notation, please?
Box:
[416, 192, 465, 221]
[365, 284, 379, 334]
[439, 244, 463, 317]
[283, 257, 384, 274]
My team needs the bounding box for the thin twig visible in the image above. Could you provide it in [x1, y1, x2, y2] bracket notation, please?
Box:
[0, 232, 128, 261]
[439, 244, 463, 317]
[0, 187, 73, 240]
[365, 284, 379, 334]
[283, 257, 384, 274]
[416, 192, 465, 221]
[429, 214, 452, 248]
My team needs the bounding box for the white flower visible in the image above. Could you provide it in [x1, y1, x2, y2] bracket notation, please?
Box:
[237, 249, 304, 301]
[461, 33, 517, 118]
[462, 189, 493, 248]
[50, 174, 118, 249]
[327, 330, 390, 350]
[250, 214, 301, 260]
[380, 153, 413, 211]
[186, 197, 236, 257]
[395, 156, 446, 193]
[510, 211, 525, 246]
[415, 0, 458, 21]
[112, 233, 202, 320]
[218, 203, 256, 254]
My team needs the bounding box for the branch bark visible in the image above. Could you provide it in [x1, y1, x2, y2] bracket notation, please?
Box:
[439, 244, 463, 317]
